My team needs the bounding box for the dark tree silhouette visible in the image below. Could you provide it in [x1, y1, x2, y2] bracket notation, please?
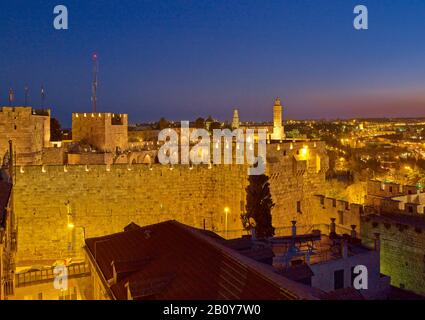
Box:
[194, 117, 205, 129]
[209, 121, 222, 131]
[157, 117, 170, 130]
[242, 174, 275, 239]
[50, 118, 62, 141]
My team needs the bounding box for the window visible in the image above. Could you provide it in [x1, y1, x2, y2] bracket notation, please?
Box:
[408, 206, 413, 214]
[389, 186, 393, 193]
[332, 199, 336, 208]
[320, 197, 325, 206]
[297, 201, 302, 213]
[334, 269, 345, 290]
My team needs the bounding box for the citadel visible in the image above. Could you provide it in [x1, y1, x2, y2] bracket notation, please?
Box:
[1, 97, 425, 299]
[1, 97, 330, 260]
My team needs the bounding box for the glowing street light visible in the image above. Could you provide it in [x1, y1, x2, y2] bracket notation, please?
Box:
[224, 207, 230, 239]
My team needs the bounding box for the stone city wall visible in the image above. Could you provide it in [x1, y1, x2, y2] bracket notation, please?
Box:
[361, 215, 425, 295]
[13, 164, 249, 262]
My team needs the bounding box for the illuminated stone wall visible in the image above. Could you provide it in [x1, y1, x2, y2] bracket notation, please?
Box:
[0, 107, 50, 165]
[311, 195, 363, 232]
[13, 164, 249, 262]
[13, 140, 329, 263]
[361, 216, 425, 295]
[266, 141, 329, 232]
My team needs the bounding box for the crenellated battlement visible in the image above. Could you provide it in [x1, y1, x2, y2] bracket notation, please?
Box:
[0, 106, 50, 117]
[311, 195, 363, 232]
[72, 112, 127, 122]
[360, 213, 425, 294]
[16, 163, 245, 176]
[362, 214, 425, 237]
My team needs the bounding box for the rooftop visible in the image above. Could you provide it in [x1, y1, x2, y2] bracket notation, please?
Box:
[271, 232, 371, 266]
[85, 220, 318, 300]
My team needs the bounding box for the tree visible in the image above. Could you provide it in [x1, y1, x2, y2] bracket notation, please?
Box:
[194, 117, 205, 129]
[242, 174, 275, 239]
[50, 118, 62, 141]
[209, 121, 222, 131]
[157, 117, 170, 130]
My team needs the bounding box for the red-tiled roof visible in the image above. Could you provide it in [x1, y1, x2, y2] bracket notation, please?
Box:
[85, 220, 318, 300]
[0, 181, 12, 228]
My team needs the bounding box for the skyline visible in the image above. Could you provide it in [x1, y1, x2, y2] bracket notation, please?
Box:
[1, 0, 425, 126]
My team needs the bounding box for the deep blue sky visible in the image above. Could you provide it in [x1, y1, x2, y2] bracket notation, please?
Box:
[1, 0, 425, 126]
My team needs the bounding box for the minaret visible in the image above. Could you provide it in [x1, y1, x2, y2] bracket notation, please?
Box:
[24, 85, 29, 106]
[232, 109, 240, 129]
[92, 53, 98, 113]
[41, 85, 46, 108]
[271, 97, 284, 141]
[8, 88, 14, 106]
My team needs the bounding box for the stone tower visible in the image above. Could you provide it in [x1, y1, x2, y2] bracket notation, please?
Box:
[72, 112, 128, 153]
[271, 97, 284, 141]
[232, 109, 240, 129]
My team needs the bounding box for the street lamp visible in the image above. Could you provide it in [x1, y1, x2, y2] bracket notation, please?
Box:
[224, 207, 229, 239]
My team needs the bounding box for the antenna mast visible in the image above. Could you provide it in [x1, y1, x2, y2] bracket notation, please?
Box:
[24, 85, 29, 106]
[8, 88, 14, 106]
[41, 85, 46, 108]
[92, 53, 98, 113]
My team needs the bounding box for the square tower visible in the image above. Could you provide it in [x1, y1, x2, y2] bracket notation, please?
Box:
[72, 112, 128, 153]
[0, 106, 51, 165]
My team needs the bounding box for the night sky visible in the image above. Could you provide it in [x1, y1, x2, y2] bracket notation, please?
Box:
[1, 0, 425, 126]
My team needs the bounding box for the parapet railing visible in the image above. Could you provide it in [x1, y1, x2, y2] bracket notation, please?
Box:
[15, 262, 90, 288]
[215, 223, 354, 239]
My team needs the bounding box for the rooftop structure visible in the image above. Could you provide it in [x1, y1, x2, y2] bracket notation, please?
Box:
[84, 220, 318, 300]
[269, 220, 390, 299]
